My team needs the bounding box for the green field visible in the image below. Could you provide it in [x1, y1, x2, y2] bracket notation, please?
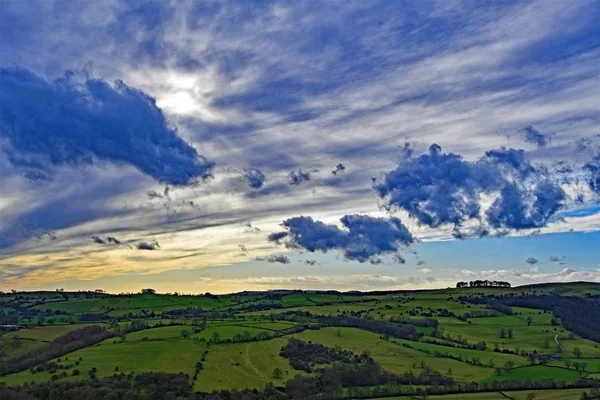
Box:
[382, 388, 589, 399]
[196, 337, 305, 391]
[1, 283, 599, 399]
[2, 338, 207, 386]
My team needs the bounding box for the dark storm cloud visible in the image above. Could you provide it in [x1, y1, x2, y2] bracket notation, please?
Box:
[0, 67, 213, 185]
[376, 144, 566, 232]
[242, 168, 267, 189]
[287, 169, 312, 185]
[269, 214, 414, 263]
[522, 125, 552, 147]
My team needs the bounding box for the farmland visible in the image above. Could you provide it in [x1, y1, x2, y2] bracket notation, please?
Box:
[1, 282, 599, 399]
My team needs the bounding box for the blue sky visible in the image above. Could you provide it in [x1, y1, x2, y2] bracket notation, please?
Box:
[0, 0, 599, 293]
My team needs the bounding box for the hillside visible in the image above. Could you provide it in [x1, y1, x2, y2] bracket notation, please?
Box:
[1, 282, 599, 399]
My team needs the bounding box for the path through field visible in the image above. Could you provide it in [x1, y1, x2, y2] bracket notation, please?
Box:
[555, 334, 563, 351]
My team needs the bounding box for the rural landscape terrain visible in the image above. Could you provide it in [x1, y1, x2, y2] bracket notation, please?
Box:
[1, 281, 599, 400]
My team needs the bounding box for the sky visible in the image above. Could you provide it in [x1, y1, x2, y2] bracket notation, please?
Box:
[0, 0, 599, 294]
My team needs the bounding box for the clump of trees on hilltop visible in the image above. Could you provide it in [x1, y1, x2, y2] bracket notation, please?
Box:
[456, 280, 511, 288]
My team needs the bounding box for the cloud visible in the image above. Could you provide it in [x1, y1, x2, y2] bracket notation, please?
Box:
[486, 181, 566, 230]
[549, 255, 566, 265]
[332, 163, 346, 175]
[0, 67, 213, 185]
[585, 155, 600, 194]
[287, 169, 311, 185]
[270, 214, 414, 263]
[522, 125, 552, 147]
[135, 241, 160, 251]
[376, 144, 567, 233]
[376, 144, 498, 228]
[525, 257, 539, 265]
[242, 221, 261, 233]
[92, 236, 121, 245]
[242, 168, 266, 189]
[256, 254, 291, 264]
[2, 0, 600, 289]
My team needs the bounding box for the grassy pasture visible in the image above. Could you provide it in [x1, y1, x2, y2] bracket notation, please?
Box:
[195, 337, 304, 392]
[3, 324, 99, 342]
[1, 283, 598, 397]
[289, 327, 497, 382]
[436, 318, 598, 357]
[395, 338, 526, 367]
[0, 324, 100, 361]
[485, 365, 583, 382]
[381, 389, 588, 399]
[32, 294, 232, 316]
[281, 293, 313, 307]
[548, 357, 600, 372]
[1, 337, 206, 386]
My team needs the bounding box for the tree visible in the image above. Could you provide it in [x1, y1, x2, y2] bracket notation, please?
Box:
[500, 328, 506, 338]
[565, 359, 572, 369]
[527, 316, 533, 326]
[507, 327, 513, 339]
[573, 347, 582, 358]
[273, 367, 283, 379]
[494, 367, 504, 376]
[10, 335, 21, 349]
[503, 360, 515, 372]
[526, 393, 536, 400]
[211, 331, 220, 343]
[180, 330, 190, 339]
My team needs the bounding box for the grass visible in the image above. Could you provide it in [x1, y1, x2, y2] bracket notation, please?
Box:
[3, 324, 99, 342]
[290, 327, 497, 382]
[32, 294, 233, 315]
[195, 337, 304, 392]
[2, 283, 599, 396]
[485, 365, 584, 383]
[548, 357, 600, 373]
[0, 324, 100, 361]
[380, 389, 589, 399]
[1, 337, 206, 386]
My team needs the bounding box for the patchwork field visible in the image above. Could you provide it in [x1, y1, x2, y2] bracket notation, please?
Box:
[1, 283, 599, 400]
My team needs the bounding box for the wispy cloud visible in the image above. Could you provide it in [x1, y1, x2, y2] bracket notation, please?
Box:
[0, 0, 598, 289]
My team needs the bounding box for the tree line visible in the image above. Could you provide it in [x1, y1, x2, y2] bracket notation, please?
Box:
[456, 280, 511, 288]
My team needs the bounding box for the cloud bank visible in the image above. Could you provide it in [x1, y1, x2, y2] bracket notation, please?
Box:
[0, 67, 213, 185]
[269, 215, 414, 263]
[376, 144, 568, 234]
